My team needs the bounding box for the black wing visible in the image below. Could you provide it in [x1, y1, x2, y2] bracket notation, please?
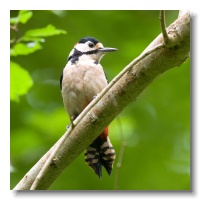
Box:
[104, 72, 109, 84]
[60, 69, 63, 90]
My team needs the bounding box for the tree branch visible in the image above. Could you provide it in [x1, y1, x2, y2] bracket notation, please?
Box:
[13, 10, 190, 190]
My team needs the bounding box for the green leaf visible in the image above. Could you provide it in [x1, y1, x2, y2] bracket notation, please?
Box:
[10, 42, 42, 56]
[10, 17, 18, 24]
[20, 36, 46, 43]
[10, 62, 33, 102]
[24, 24, 67, 38]
[19, 10, 33, 24]
[10, 10, 32, 24]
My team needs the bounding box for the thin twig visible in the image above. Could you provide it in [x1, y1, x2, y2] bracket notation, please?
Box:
[10, 25, 19, 44]
[160, 10, 169, 46]
[30, 43, 163, 190]
[114, 117, 126, 190]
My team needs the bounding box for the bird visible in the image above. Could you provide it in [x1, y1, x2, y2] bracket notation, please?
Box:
[60, 37, 117, 178]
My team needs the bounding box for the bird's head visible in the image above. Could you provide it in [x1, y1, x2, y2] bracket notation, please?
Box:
[68, 37, 117, 63]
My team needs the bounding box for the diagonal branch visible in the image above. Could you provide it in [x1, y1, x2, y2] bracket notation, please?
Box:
[13, 10, 190, 190]
[30, 38, 164, 191]
[30, 31, 164, 191]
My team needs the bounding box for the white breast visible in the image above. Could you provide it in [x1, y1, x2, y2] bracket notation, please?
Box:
[62, 57, 108, 119]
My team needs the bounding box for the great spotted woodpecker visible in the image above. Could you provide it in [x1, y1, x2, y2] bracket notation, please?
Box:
[60, 37, 117, 178]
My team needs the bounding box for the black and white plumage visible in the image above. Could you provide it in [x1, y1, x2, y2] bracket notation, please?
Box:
[60, 37, 117, 178]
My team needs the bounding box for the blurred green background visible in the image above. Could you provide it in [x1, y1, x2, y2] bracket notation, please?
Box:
[10, 10, 190, 190]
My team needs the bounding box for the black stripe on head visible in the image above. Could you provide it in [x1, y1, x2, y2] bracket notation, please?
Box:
[68, 48, 82, 61]
[68, 47, 99, 64]
[84, 49, 98, 55]
[68, 48, 83, 63]
[79, 37, 99, 45]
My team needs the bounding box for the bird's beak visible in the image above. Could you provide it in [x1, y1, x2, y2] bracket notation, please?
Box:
[98, 47, 118, 53]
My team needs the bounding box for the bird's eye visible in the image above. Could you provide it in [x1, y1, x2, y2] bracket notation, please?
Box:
[88, 43, 94, 48]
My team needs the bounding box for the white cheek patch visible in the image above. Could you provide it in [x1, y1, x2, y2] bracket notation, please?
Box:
[75, 42, 93, 52]
[74, 42, 104, 53]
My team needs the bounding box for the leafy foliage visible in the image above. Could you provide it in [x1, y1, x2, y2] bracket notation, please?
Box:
[10, 10, 33, 25]
[23, 24, 67, 38]
[10, 42, 42, 56]
[10, 61, 33, 102]
[10, 10, 67, 102]
[10, 10, 190, 190]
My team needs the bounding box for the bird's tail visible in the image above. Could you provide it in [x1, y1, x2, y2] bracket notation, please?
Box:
[84, 127, 116, 178]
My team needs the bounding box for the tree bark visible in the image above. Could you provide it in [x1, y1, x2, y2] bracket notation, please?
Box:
[13, 11, 190, 190]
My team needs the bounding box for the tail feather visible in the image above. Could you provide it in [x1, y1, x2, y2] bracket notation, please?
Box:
[84, 129, 116, 178]
[84, 145, 103, 178]
[99, 137, 116, 176]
